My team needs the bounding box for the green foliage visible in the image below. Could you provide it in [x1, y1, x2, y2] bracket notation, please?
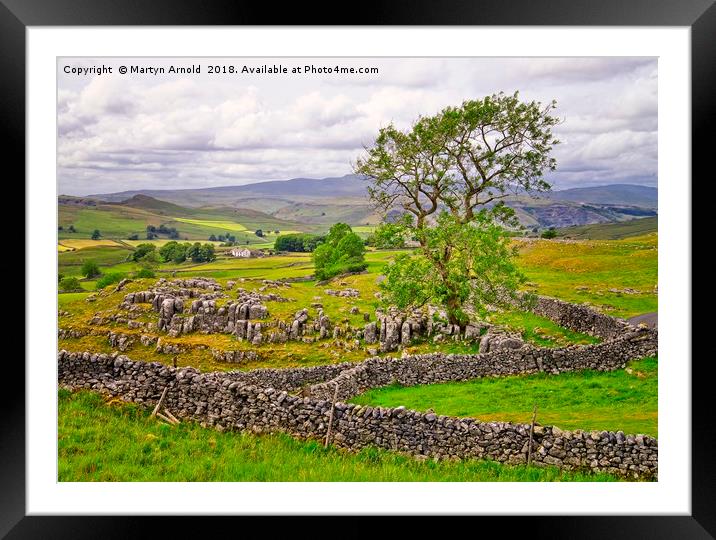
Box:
[80, 259, 101, 278]
[209, 234, 217, 241]
[58, 390, 622, 482]
[379, 211, 525, 325]
[367, 215, 411, 248]
[355, 92, 560, 326]
[312, 223, 367, 281]
[130, 243, 157, 262]
[159, 241, 187, 263]
[157, 241, 214, 264]
[127, 233, 139, 240]
[95, 272, 127, 290]
[541, 227, 557, 239]
[274, 233, 323, 252]
[200, 243, 216, 262]
[59, 276, 83, 292]
[352, 357, 658, 437]
[255, 229, 264, 237]
[135, 267, 156, 279]
[91, 229, 101, 240]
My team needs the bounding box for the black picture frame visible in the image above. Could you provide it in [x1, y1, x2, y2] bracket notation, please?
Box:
[8, 0, 713, 537]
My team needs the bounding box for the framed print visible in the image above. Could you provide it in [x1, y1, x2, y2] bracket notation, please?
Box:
[7, 0, 715, 536]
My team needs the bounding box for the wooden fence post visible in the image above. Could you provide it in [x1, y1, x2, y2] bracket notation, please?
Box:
[151, 387, 169, 418]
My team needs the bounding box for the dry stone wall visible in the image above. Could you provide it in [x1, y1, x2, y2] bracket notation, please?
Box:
[528, 295, 632, 340]
[58, 350, 658, 478]
[309, 327, 657, 402]
[58, 295, 658, 478]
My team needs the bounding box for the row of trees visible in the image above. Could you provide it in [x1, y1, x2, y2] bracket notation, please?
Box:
[274, 233, 325, 253]
[158, 241, 216, 263]
[146, 224, 180, 240]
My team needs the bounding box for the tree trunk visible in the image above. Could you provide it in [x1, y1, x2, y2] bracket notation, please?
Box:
[446, 294, 461, 327]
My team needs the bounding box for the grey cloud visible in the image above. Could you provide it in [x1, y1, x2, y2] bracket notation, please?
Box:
[57, 57, 657, 195]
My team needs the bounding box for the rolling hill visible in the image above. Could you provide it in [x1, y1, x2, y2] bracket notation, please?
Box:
[58, 194, 316, 242]
[556, 216, 658, 240]
[80, 175, 658, 230]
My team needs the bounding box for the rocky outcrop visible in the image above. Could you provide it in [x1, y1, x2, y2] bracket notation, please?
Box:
[325, 288, 359, 298]
[211, 349, 259, 364]
[107, 331, 135, 352]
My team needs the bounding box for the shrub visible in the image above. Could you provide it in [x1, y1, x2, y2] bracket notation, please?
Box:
[59, 277, 82, 292]
[135, 267, 156, 279]
[312, 223, 367, 281]
[80, 260, 101, 278]
[541, 227, 558, 239]
[95, 272, 127, 290]
[131, 243, 157, 262]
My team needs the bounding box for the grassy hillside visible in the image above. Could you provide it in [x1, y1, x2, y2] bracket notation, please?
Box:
[85, 179, 657, 230]
[352, 357, 658, 437]
[272, 201, 380, 226]
[557, 216, 657, 240]
[57, 248, 601, 372]
[515, 234, 657, 318]
[58, 195, 313, 241]
[58, 390, 622, 482]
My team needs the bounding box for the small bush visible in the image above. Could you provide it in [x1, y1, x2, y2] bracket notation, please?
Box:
[135, 267, 156, 279]
[80, 260, 101, 278]
[541, 227, 557, 239]
[59, 277, 82, 292]
[95, 272, 127, 290]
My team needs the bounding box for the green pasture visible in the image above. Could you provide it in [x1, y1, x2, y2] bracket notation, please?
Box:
[351, 357, 658, 437]
[515, 235, 657, 318]
[58, 389, 624, 482]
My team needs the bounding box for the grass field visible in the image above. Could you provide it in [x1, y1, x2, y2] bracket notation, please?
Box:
[58, 389, 623, 482]
[58, 245, 134, 276]
[58, 197, 315, 243]
[351, 357, 657, 437]
[56, 245, 602, 372]
[173, 217, 248, 232]
[58, 238, 125, 250]
[55, 234, 652, 372]
[558, 216, 657, 240]
[514, 234, 657, 318]
[56, 216, 658, 482]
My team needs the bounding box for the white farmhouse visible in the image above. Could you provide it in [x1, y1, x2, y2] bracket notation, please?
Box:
[230, 247, 253, 258]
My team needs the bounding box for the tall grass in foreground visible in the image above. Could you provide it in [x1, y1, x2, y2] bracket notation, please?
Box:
[58, 390, 626, 482]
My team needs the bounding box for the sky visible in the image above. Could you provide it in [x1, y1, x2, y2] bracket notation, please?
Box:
[57, 57, 657, 196]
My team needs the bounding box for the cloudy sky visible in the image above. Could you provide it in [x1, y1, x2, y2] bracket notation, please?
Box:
[57, 57, 657, 195]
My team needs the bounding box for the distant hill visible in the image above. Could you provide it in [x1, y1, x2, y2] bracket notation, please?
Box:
[86, 175, 657, 230]
[90, 174, 370, 204]
[557, 216, 658, 240]
[58, 194, 315, 242]
[547, 184, 657, 209]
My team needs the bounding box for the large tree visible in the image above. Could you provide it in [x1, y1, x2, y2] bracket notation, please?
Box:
[354, 91, 560, 327]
